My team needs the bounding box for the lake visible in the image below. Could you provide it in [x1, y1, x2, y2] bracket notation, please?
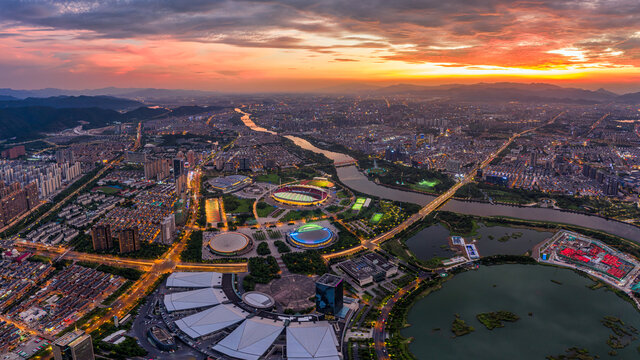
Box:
[405, 223, 554, 260]
[402, 264, 640, 359]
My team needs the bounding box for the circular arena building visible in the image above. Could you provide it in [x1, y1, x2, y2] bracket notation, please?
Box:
[208, 232, 252, 256]
[242, 291, 276, 310]
[271, 185, 329, 206]
[287, 223, 336, 249]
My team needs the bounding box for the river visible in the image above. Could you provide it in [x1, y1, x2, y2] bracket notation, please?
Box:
[236, 108, 640, 241]
[402, 264, 640, 359]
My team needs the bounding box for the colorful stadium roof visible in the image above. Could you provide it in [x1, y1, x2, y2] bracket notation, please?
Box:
[272, 185, 328, 206]
[288, 223, 335, 249]
[297, 223, 324, 232]
[274, 192, 317, 203]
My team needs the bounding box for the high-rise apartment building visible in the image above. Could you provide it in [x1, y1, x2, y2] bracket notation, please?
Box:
[144, 157, 171, 180]
[160, 215, 176, 245]
[55, 149, 75, 164]
[91, 224, 113, 251]
[0, 181, 39, 227]
[118, 227, 140, 253]
[173, 158, 185, 180]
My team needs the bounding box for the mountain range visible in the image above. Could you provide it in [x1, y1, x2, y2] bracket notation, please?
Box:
[0, 87, 219, 102]
[1, 83, 639, 104]
[320, 82, 640, 104]
[0, 95, 143, 111]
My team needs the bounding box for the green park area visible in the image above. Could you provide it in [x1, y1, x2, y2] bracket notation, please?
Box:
[243, 256, 280, 291]
[222, 194, 254, 213]
[93, 185, 121, 195]
[410, 179, 440, 192]
[370, 213, 383, 224]
[281, 208, 324, 222]
[254, 173, 281, 184]
[352, 197, 367, 211]
[256, 202, 277, 218]
[339, 198, 420, 239]
[358, 157, 455, 194]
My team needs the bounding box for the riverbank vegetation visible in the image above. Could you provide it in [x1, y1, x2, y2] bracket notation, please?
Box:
[476, 311, 520, 330]
[455, 182, 640, 225]
[451, 314, 475, 336]
[546, 347, 597, 360]
[383, 209, 640, 271]
[386, 276, 447, 359]
[602, 315, 638, 350]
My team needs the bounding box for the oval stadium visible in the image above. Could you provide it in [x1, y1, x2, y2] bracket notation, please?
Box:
[271, 184, 329, 206]
[287, 223, 336, 249]
[207, 232, 252, 256]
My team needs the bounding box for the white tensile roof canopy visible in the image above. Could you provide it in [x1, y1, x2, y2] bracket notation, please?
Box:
[166, 272, 223, 288]
[213, 317, 285, 360]
[163, 287, 228, 312]
[286, 322, 340, 360]
[174, 304, 249, 339]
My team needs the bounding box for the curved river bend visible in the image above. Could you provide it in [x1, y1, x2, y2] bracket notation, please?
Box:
[238, 109, 640, 241]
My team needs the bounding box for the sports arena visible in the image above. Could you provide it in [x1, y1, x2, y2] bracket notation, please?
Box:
[206, 232, 253, 256]
[271, 184, 329, 206]
[287, 223, 336, 249]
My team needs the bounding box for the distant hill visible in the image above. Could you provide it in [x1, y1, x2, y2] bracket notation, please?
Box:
[0, 95, 143, 110]
[0, 87, 220, 102]
[0, 95, 18, 101]
[122, 106, 171, 120]
[0, 104, 224, 140]
[615, 92, 640, 104]
[0, 107, 122, 140]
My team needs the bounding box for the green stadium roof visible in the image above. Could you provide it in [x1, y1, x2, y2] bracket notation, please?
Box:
[297, 223, 324, 232]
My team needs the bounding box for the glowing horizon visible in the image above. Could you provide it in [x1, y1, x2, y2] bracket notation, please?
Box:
[1, 1, 639, 93]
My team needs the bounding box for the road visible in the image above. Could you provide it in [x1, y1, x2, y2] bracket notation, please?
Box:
[14, 241, 247, 272]
[586, 113, 610, 136]
[372, 276, 428, 360]
[367, 112, 565, 357]
[323, 111, 565, 262]
[5, 132, 246, 347]
[84, 137, 246, 333]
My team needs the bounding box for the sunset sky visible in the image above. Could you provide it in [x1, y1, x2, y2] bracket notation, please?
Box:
[1, 0, 640, 92]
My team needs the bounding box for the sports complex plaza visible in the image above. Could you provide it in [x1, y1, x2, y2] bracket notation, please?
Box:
[158, 272, 343, 360]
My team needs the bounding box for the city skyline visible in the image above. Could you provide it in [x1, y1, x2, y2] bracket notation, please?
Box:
[1, 0, 640, 92]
